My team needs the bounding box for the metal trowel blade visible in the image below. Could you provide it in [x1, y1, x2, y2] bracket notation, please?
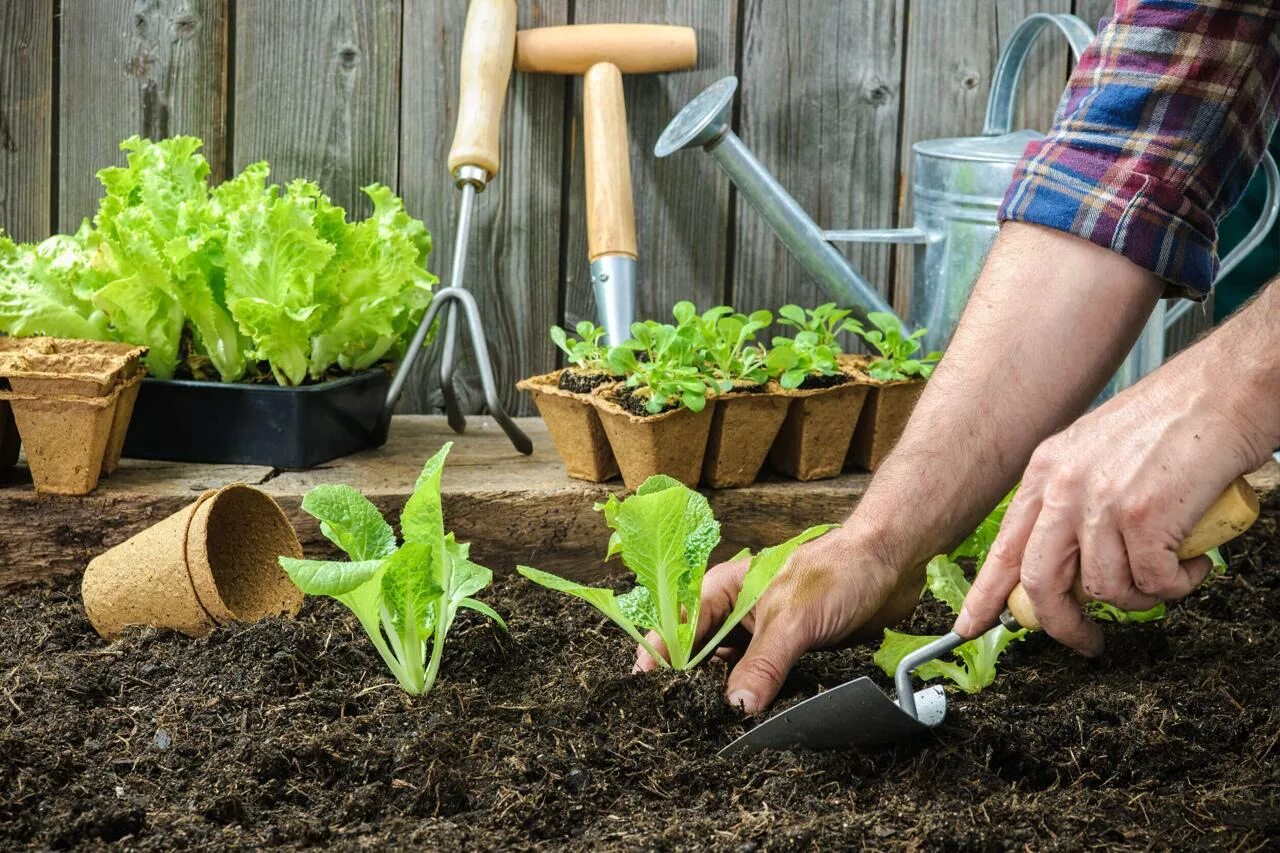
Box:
[719, 677, 947, 757]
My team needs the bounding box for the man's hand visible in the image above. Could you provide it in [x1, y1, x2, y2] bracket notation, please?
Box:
[956, 284, 1280, 653]
[634, 528, 921, 714]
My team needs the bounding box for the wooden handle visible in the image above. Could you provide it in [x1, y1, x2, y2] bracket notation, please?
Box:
[583, 62, 637, 262]
[515, 24, 697, 75]
[447, 0, 517, 177]
[1005, 476, 1260, 631]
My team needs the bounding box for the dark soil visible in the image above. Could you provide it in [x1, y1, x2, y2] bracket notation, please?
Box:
[797, 371, 850, 391]
[2, 520, 1278, 851]
[615, 386, 674, 418]
[556, 369, 616, 396]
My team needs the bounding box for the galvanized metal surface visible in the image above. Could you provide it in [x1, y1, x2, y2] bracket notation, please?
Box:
[589, 255, 638, 346]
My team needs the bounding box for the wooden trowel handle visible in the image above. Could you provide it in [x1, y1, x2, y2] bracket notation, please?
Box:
[584, 62, 638, 262]
[1005, 476, 1260, 631]
[448, 0, 517, 178]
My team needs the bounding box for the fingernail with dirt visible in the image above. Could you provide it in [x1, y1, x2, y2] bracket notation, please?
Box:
[727, 689, 758, 714]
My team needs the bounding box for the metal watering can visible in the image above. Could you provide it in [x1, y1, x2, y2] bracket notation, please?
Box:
[656, 13, 1279, 395]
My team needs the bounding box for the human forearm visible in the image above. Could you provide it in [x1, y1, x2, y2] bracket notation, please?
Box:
[843, 222, 1162, 574]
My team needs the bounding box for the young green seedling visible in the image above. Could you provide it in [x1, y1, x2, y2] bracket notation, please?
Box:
[875, 490, 1231, 692]
[856, 312, 942, 381]
[765, 331, 842, 389]
[607, 318, 713, 414]
[688, 305, 772, 392]
[550, 320, 613, 373]
[518, 475, 833, 669]
[278, 443, 504, 695]
[776, 302, 861, 349]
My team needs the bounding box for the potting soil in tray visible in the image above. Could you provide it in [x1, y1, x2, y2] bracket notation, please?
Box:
[2, 520, 1277, 850]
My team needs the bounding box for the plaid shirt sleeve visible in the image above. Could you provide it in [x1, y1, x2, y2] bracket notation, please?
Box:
[998, 1, 1280, 297]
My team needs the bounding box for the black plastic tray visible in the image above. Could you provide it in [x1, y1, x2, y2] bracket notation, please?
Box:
[123, 369, 391, 468]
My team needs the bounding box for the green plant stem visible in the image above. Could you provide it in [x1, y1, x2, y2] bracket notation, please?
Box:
[355, 611, 413, 693]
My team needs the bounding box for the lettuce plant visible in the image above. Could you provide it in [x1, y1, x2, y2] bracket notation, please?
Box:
[685, 305, 772, 392]
[856, 312, 942, 381]
[606, 319, 713, 413]
[876, 491, 1232, 692]
[0, 135, 437, 384]
[550, 320, 612, 372]
[765, 331, 841, 389]
[278, 443, 504, 696]
[518, 475, 833, 669]
[776, 302, 861, 349]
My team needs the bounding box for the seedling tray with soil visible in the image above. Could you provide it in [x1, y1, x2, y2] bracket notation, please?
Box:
[2, 513, 1275, 849]
[123, 369, 392, 469]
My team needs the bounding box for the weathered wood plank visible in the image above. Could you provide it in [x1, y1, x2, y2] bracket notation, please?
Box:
[893, 0, 1072, 316]
[3, 415, 1277, 595]
[231, 0, 399, 220]
[395, 0, 568, 417]
[0, 0, 53, 243]
[0, 415, 876, 590]
[732, 0, 905, 351]
[1072, 0, 1114, 33]
[57, 0, 229, 232]
[560, 1, 738, 331]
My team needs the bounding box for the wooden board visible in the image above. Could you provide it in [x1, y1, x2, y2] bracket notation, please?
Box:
[395, 0, 568, 418]
[231, 0, 399, 219]
[0, 0, 53, 243]
[732, 0, 905, 352]
[3, 415, 1275, 596]
[560, 1, 739, 330]
[57, 0, 229, 231]
[893, 0, 1072, 316]
[0, 415, 881, 591]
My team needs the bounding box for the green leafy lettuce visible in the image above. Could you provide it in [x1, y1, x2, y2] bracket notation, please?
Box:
[0, 135, 436, 384]
[278, 443, 503, 695]
[518, 475, 833, 669]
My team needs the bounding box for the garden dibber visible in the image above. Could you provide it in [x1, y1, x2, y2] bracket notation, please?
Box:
[721, 476, 1261, 756]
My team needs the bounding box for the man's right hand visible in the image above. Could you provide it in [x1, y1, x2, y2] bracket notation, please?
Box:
[633, 527, 923, 714]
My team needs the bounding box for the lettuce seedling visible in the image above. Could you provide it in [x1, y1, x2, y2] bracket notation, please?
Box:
[518, 475, 833, 669]
[877, 492, 1233, 691]
[606, 319, 713, 413]
[765, 331, 841, 389]
[856, 312, 942, 381]
[550, 320, 613, 372]
[686, 305, 772, 392]
[776, 302, 861, 348]
[278, 443, 504, 695]
[874, 554, 1027, 693]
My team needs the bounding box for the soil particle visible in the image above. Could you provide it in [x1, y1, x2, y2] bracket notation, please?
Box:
[556, 369, 616, 396]
[616, 385, 674, 418]
[0, 518, 1277, 850]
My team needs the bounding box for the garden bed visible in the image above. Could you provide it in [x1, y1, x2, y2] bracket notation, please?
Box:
[1, 513, 1276, 850]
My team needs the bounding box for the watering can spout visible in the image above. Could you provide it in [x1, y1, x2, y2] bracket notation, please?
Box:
[656, 77, 903, 327]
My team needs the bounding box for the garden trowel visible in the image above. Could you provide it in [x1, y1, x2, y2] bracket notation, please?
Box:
[721, 476, 1261, 757]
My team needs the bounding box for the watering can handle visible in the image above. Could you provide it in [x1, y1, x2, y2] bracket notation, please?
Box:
[982, 13, 1095, 137]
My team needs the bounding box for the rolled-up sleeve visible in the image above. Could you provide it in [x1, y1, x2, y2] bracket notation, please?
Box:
[998, 1, 1280, 297]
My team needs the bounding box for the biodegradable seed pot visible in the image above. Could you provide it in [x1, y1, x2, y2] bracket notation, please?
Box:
[592, 386, 714, 491]
[81, 484, 304, 639]
[701, 386, 790, 488]
[1, 387, 123, 495]
[517, 369, 620, 482]
[768, 372, 870, 481]
[840, 353, 926, 472]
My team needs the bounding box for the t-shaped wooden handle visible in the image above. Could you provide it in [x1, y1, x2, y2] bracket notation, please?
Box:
[515, 24, 697, 74]
[1005, 476, 1261, 631]
[447, 0, 518, 178]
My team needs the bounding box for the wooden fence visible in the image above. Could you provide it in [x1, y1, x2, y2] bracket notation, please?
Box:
[2, 0, 1145, 415]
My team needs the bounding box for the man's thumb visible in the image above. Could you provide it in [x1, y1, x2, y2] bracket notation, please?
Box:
[725, 619, 807, 715]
